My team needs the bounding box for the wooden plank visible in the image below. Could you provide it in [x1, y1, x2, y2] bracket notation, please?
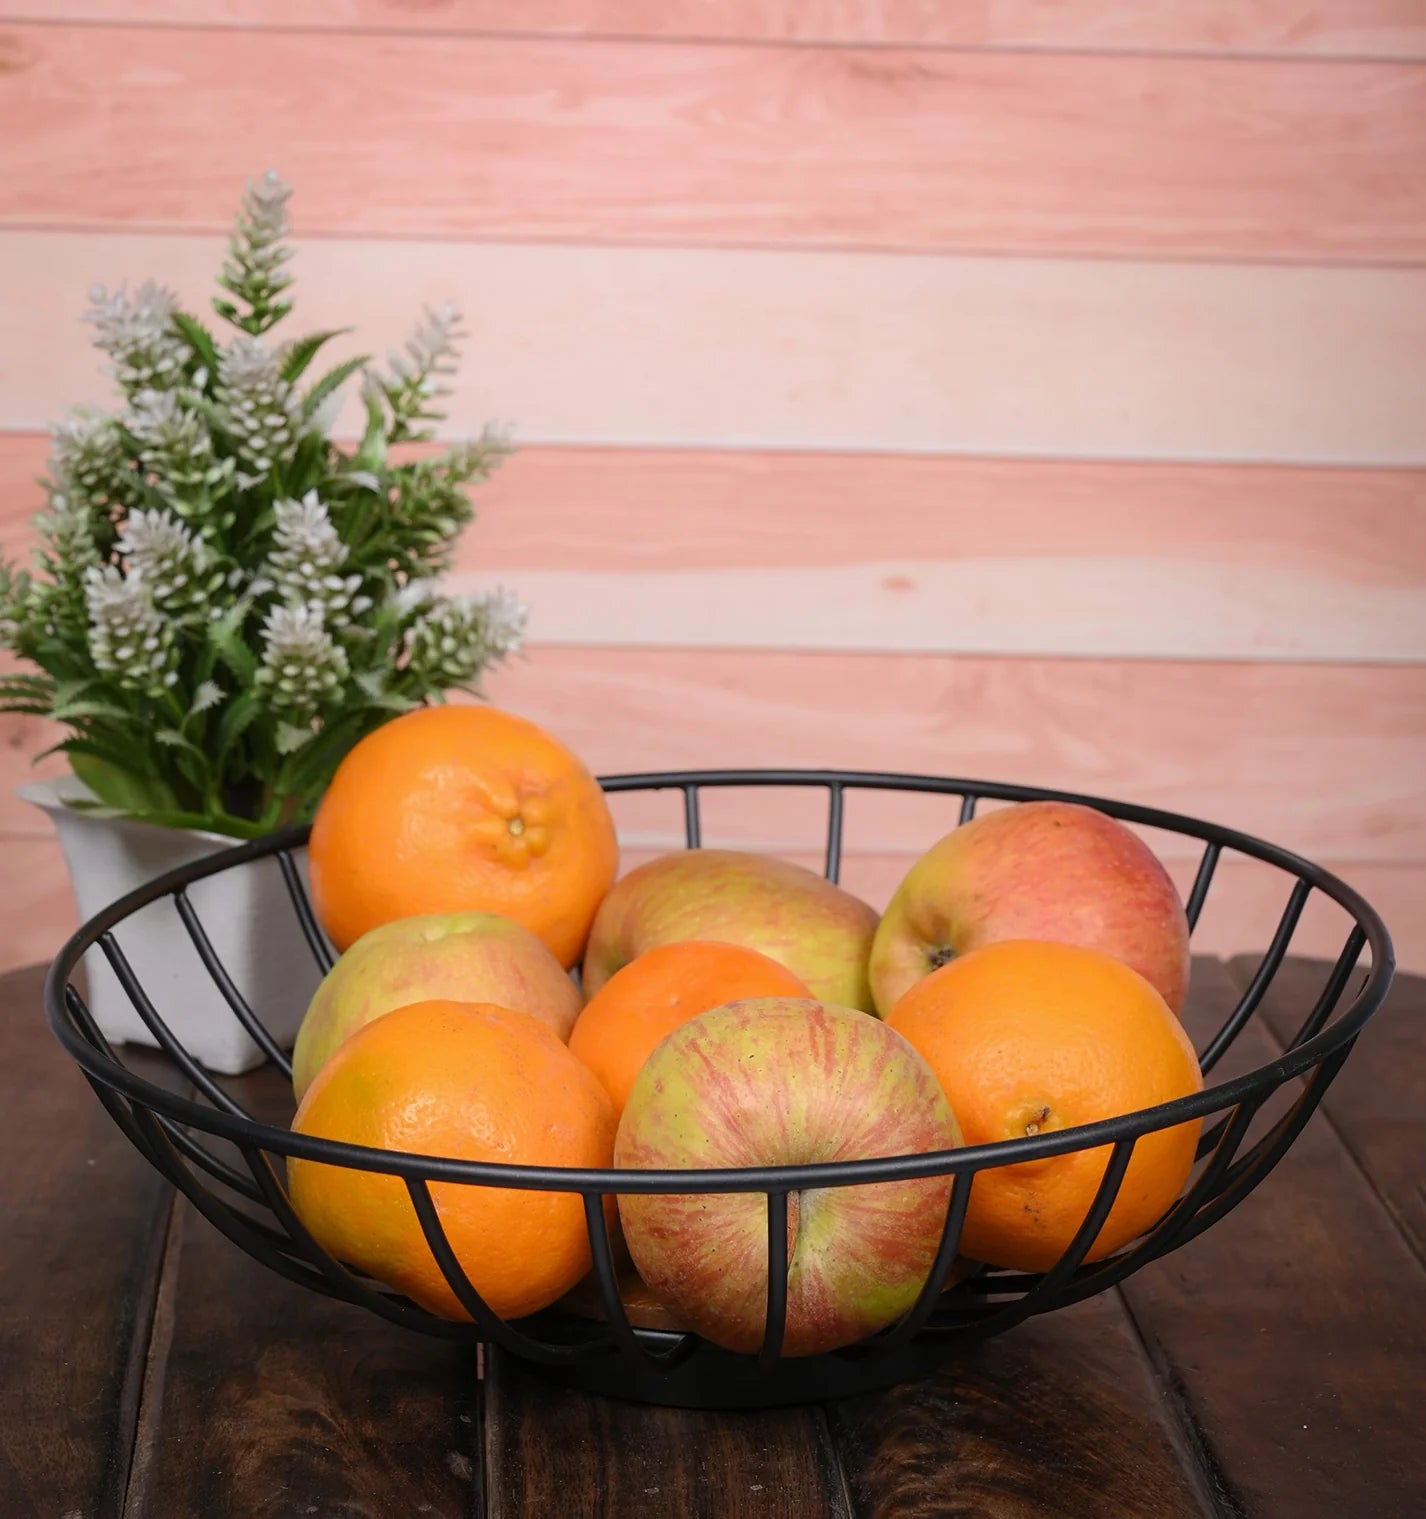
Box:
[483, 1346, 852, 1518]
[1241, 955, 1425, 1264]
[0, 963, 180, 1518]
[5, 649, 1426, 860]
[124, 1061, 482, 1518]
[484, 649, 1426, 862]
[4, 27, 1426, 263]
[0, 835, 77, 973]
[6, 238, 1426, 466]
[17, 1, 1426, 61]
[828, 1290, 1207, 1517]
[1115, 957, 1426, 1517]
[5, 827, 1426, 976]
[13, 436, 1423, 591]
[8, 433, 1426, 660]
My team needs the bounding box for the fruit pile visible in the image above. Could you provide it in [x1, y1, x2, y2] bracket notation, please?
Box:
[287, 704, 1202, 1358]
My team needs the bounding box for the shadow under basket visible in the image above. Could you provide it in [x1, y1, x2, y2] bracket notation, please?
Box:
[42, 769, 1395, 1410]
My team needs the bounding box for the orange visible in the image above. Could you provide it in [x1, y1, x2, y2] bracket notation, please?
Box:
[287, 999, 616, 1321]
[308, 704, 618, 965]
[888, 939, 1202, 1273]
[568, 940, 812, 1115]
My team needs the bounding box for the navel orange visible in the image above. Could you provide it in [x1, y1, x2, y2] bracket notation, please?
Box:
[567, 940, 812, 1115]
[307, 704, 617, 965]
[888, 939, 1202, 1273]
[287, 999, 616, 1320]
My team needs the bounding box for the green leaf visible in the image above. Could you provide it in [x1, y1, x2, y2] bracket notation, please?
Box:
[354, 385, 389, 471]
[207, 604, 259, 685]
[69, 751, 185, 815]
[172, 312, 221, 373]
[49, 697, 139, 723]
[281, 329, 352, 384]
[216, 690, 263, 759]
[301, 354, 370, 422]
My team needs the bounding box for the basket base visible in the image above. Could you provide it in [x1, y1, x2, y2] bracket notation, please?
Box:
[499, 1331, 956, 1410]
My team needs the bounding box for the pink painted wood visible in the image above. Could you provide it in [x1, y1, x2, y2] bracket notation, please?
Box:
[3, 25, 1424, 259]
[25, 1, 1426, 59]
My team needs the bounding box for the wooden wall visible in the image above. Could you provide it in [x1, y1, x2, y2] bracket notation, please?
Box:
[2, 3, 1423, 974]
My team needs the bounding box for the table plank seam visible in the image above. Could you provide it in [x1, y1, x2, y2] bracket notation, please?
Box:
[1224, 961, 1426, 1275]
[810, 1403, 856, 1519]
[118, 1190, 185, 1519]
[1112, 1285, 1246, 1518]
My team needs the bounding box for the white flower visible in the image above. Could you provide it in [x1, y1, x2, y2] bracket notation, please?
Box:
[116, 507, 213, 615]
[84, 281, 188, 393]
[190, 679, 224, 716]
[126, 390, 232, 511]
[389, 578, 437, 617]
[265, 490, 366, 625]
[256, 600, 350, 712]
[405, 586, 526, 689]
[83, 564, 178, 695]
[240, 170, 292, 249]
[216, 336, 300, 481]
[389, 303, 464, 384]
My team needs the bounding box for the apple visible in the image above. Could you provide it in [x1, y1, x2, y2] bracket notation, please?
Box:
[583, 850, 880, 1013]
[869, 801, 1190, 1017]
[615, 996, 963, 1357]
[291, 910, 582, 1101]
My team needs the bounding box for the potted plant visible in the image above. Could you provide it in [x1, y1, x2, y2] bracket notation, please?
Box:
[1, 171, 526, 1071]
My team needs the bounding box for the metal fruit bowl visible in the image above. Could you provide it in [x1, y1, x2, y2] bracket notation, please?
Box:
[43, 769, 1395, 1410]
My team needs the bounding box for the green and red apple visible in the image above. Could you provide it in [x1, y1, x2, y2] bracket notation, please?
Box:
[291, 910, 582, 1101]
[869, 801, 1190, 1016]
[583, 849, 880, 1012]
[614, 996, 963, 1356]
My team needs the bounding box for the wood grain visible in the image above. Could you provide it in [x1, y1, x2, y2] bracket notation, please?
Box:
[4, 649, 1425, 857]
[1243, 954, 1425, 1264]
[16, 1, 1426, 60]
[1116, 957, 1426, 1517]
[483, 1346, 852, 1518]
[0, 963, 181, 1519]
[828, 1290, 1205, 1517]
[123, 1062, 481, 1519]
[7, 828, 1423, 980]
[7, 435, 1426, 660]
[8, 232, 1426, 463]
[4, 26, 1426, 262]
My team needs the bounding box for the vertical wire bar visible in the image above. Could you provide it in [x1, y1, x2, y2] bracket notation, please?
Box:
[682, 785, 702, 849]
[243, 1146, 450, 1333]
[173, 889, 294, 1076]
[824, 783, 845, 883]
[403, 1178, 584, 1364]
[1198, 877, 1312, 1074]
[881, 1170, 974, 1346]
[958, 793, 978, 824]
[581, 1193, 649, 1360]
[758, 1190, 790, 1368]
[1184, 841, 1221, 933]
[1286, 926, 1366, 1049]
[98, 933, 257, 1120]
[1175, 1050, 1349, 1247]
[1024, 1137, 1136, 1302]
[277, 850, 337, 973]
[121, 1102, 384, 1309]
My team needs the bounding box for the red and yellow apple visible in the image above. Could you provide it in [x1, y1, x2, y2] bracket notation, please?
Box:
[869, 801, 1190, 1016]
[583, 850, 880, 1012]
[614, 996, 963, 1356]
[291, 910, 582, 1100]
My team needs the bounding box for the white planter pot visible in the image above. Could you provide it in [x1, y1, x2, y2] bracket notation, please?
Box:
[22, 776, 321, 1075]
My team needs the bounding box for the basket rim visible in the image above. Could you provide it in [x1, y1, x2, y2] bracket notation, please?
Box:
[43, 767, 1396, 1195]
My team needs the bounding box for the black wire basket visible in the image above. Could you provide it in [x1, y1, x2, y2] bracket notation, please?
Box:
[43, 769, 1395, 1410]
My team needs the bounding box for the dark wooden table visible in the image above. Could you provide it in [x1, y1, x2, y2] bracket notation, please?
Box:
[3, 955, 1422, 1518]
